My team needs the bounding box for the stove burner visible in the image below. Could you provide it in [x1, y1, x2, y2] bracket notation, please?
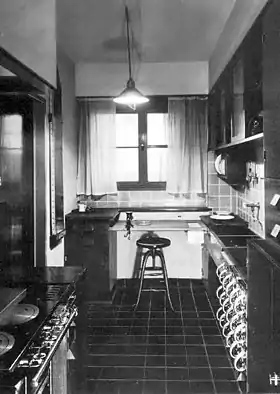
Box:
[0, 332, 15, 356]
[8, 304, 39, 325]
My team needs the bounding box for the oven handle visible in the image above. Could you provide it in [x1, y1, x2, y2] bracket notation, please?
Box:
[31, 306, 78, 388]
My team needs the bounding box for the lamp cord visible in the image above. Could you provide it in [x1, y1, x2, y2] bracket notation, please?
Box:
[125, 6, 132, 81]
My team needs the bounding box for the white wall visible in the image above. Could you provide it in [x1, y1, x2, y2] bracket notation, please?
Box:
[209, 0, 269, 90]
[0, 0, 56, 87]
[46, 47, 78, 266]
[116, 230, 204, 279]
[76, 61, 208, 96]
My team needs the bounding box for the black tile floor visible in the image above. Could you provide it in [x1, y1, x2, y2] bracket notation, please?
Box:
[82, 279, 245, 394]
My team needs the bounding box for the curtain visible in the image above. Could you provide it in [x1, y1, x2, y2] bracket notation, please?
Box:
[166, 98, 207, 195]
[77, 100, 117, 196]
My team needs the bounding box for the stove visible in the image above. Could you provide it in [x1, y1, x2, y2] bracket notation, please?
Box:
[0, 282, 77, 393]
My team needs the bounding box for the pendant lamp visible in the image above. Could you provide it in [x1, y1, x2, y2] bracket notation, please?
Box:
[113, 6, 149, 108]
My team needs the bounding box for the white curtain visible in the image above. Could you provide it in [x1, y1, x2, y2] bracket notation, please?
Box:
[167, 98, 207, 195]
[77, 100, 117, 196]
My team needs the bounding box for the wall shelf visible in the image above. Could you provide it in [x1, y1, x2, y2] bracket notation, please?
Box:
[214, 132, 263, 151]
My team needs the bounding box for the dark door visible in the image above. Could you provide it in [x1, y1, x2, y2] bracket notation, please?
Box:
[0, 95, 34, 268]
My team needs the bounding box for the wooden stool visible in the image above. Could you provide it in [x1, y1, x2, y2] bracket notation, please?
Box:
[134, 236, 175, 312]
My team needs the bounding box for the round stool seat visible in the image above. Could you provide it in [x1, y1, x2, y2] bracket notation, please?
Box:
[136, 237, 171, 249]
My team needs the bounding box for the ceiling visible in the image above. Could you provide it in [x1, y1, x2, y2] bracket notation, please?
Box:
[57, 0, 236, 64]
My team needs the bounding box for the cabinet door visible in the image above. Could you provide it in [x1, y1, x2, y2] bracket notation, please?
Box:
[247, 241, 277, 393]
[65, 218, 111, 301]
[263, 0, 280, 179]
[208, 88, 220, 149]
[231, 58, 246, 142]
[244, 16, 263, 136]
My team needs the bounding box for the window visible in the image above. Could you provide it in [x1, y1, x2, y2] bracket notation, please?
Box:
[116, 100, 168, 190]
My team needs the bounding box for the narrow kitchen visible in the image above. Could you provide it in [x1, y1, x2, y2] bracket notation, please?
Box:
[0, 0, 279, 393]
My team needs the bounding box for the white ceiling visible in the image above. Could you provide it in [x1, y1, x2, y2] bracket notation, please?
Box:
[57, 0, 236, 64]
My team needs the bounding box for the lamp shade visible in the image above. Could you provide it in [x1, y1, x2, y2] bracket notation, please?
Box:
[113, 78, 149, 105]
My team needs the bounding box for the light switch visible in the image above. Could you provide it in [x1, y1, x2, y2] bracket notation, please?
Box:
[271, 224, 280, 238]
[270, 194, 280, 207]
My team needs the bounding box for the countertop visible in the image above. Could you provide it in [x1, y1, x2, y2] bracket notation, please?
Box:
[200, 215, 261, 281]
[0, 266, 87, 286]
[110, 220, 204, 231]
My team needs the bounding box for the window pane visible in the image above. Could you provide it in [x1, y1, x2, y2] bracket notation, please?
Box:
[116, 148, 139, 181]
[147, 113, 168, 145]
[116, 114, 138, 147]
[0, 115, 23, 148]
[147, 147, 167, 182]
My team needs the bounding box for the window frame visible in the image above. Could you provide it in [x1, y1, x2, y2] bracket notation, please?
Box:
[116, 97, 168, 191]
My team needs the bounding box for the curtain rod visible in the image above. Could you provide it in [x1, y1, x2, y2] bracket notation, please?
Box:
[76, 95, 208, 101]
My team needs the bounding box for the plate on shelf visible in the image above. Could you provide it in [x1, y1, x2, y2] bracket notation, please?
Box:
[214, 154, 223, 175]
[210, 213, 234, 220]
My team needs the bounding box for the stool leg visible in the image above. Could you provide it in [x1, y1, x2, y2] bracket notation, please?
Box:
[158, 249, 175, 312]
[133, 250, 151, 311]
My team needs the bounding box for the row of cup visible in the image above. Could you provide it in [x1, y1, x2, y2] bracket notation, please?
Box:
[216, 262, 247, 374]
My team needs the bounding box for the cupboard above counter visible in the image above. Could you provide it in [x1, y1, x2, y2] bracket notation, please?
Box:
[208, 12, 264, 152]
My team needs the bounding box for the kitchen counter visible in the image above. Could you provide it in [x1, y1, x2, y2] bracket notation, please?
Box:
[111, 220, 203, 232]
[0, 266, 87, 286]
[200, 215, 261, 281]
[117, 206, 211, 212]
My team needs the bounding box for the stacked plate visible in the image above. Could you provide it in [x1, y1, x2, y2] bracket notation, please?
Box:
[210, 211, 235, 221]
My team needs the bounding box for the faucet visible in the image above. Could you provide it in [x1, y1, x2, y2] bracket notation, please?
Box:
[245, 202, 263, 229]
[124, 211, 134, 240]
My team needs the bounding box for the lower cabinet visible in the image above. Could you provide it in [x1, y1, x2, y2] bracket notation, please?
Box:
[65, 213, 115, 301]
[247, 239, 280, 393]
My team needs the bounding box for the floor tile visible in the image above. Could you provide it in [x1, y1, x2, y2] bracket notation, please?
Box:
[208, 356, 232, 368]
[146, 355, 166, 367]
[185, 335, 204, 344]
[203, 335, 224, 345]
[116, 380, 144, 394]
[187, 355, 209, 367]
[188, 367, 212, 380]
[211, 367, 237, 381]
[167, 380, 191, 393]
[100, 366, 145, 380]
[93, 380, 120, 394]
[215, 380, 241, 393]
[165, 335, 185, 344]
[206, 345, 228, 356]
[186, 345, 206, 356]
[143, 380, 166, 394]
[166, 367, 189, 381]
[189, 380, 215, 393]
[166, 355, 188, 367]
[166, 344, 187, 355]
[145, 367, 165, 380]
[82, 280, 243, 394]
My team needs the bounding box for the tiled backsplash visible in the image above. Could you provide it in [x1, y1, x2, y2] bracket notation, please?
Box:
[207, 151, 265, 237]
[78, 190, 207, 208]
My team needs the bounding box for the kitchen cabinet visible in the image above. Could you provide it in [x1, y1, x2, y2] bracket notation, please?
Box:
[208, 11, 264, 152]
[64, 210, 117, 301]
[243, 17, 263, 133]
[232, 57, 246, 142]
[262, 0, 280, 179]
[208, 71, 232, 150]
[247, 239, 280, 393]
